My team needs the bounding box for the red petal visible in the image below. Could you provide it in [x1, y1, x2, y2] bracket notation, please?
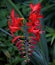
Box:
[30, 3, 34, 10]
[30, 46, 35, 48]
[30, 36, 37, 41]
[31, 3, 41, 12]
[11, 9, 15, 19]
[30, 41, 37, 44]
[19, 48, 24, 51]
[17, 44, 24, 49]
[16, 40, 23, 47]
[12, 36, 21, 43]
[9, 26, 20, 33]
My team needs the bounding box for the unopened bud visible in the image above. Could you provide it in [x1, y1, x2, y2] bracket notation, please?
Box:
[21, 51, 26, 54]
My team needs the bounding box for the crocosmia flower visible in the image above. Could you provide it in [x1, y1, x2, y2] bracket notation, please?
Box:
[27, 2, 43, 41]
[30, 2, 41, 13]
[8, 9, 24, 36]
[8, 2, 43, 59]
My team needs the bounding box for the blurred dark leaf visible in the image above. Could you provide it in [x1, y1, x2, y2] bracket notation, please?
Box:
[2, 49, 11, 59]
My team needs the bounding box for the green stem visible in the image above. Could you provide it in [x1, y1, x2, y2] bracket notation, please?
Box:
[7, 0, 27, 23]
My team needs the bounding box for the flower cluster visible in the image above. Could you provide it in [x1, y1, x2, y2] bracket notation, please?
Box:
[8, 9, 26, 57]
[8, 9, 23, 36]
[27, 3, 43, 42]
[8, 2, 43, 58]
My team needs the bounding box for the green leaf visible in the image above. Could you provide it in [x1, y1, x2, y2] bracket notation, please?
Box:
[53, 44, 55, 59]
[0, 18, 7, 27]
[51, 36, 55, 45]
[42, 4, 55, 12]
[46, 34, 52, 37]
[0, 43, 6, 47]
[31, 52, 48, 65]
[45, 26, 55, 33]
[21, 60, 27, 65]
[2, 49, 11, 59]
[39, 19, 49, 64]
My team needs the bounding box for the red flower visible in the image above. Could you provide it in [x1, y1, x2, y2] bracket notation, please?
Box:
[27, 20, 42, 28]
[30, 46, 35, 48]
[29, 40, 37, 44]
[29, 13, 43, 22]
[26, 3, 43, 41]
[12, 36, 21, 43]
[35, 31, 41, 41]
[16, 40, 23, 47]
[28, 26, 36, 33]
[12, 36, 24, 51]
[8, 2, 43, 57]
[28, 26, 41, 41]
[30, 2, 41, 13]
[30, 36, 37, 41]
[8, 9, 24, 36]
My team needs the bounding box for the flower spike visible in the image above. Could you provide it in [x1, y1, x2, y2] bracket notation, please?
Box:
[8, 2, 43, 58]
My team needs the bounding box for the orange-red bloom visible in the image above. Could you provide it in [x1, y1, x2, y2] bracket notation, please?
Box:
[26, 3, 43, 41]
[29, 13, 43, 22]
[8, 2, 43, 57]
[30, 2, 41, 13]
[8, 9, 24, 36]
